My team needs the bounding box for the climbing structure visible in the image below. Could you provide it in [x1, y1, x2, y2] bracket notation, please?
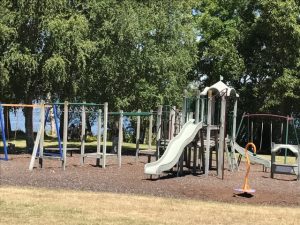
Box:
[145, 81, 239, 178]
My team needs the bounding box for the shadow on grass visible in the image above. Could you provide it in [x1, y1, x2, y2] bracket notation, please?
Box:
[263, 175, 298, 182]
[233, 192, 254, 198]
[143, 169, 205, 181]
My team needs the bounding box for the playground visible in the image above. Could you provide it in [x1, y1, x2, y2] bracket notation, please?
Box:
[1, 153, 299, 206]
[1, 81, 300, 225]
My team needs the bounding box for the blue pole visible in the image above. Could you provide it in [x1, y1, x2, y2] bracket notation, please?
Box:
[53, 105, 63, 159]
[0, 104, 8, 160]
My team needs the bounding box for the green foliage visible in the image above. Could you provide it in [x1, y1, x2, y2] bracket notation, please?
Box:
[265, 69, 300, 114]
[86, 0, 198, 110]
[239, 0, 300, 114]
[193, 0, 300, 115]
[0, 0, 299, 118]
[192, 0, 246, 86]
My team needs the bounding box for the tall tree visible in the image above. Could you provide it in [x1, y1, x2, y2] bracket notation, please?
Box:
[239, 0, 300, 115]
[86, 0, 198, 111]
[0, 0, 94, 148]
[193, 0, 300, 115]
[192, 0, 246, 88]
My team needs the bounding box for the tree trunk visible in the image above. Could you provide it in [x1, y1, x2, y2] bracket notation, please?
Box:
[86, 116, 92, 136]
[140, 120, 147, 144]
[24, 98, 34, 153]
[59, 106, 64, 139]
[3, 107, 11, 140]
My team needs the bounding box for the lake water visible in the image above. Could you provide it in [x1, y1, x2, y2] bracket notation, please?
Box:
[4, 108, 99, 136]
[1, 108, 132, 137]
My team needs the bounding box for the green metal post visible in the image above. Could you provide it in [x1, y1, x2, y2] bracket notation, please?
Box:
[284, 118, 289, 164]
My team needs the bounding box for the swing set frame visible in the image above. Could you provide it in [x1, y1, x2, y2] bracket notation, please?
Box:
[236, 113, 299, 164]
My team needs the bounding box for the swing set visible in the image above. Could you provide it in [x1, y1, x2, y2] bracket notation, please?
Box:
[236, 113, 300, 166]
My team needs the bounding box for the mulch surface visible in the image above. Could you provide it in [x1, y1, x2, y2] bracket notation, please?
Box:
[1, 154, 299, 206]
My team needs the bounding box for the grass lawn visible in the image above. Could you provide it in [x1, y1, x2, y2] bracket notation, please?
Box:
[1, 139, 298, 166]
[259, 154, 297, 164]
[0, 137, 151, 154]
[0, 186, 299, 225]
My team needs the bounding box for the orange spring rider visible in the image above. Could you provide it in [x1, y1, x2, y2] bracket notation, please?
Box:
[235, 142, 257, 194]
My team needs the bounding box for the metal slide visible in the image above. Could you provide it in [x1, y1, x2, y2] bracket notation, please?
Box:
[231, 142, 271, 168]
[144, 120, 203, 175]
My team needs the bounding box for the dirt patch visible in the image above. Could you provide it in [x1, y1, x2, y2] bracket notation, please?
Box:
[0, 154, 299, 206]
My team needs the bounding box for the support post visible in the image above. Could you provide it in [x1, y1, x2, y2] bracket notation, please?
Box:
[29, 123, 43, 170]
[182, 90, 187, 125]
[135, 109, 141, 161]
[0, 104, 8, 161]
[251, 121, 254, 142]
[39, 101, 45, 168]
[96, 109, 102, 166]
[62, 101, 68, 170]
[29, 102, 44, 170]
[179, 152, 184, 176]
[193, 143, 197, 174]
[297, 148, 300, 182]
[200, 130, 205, 172]
[187, 147, 191, 169]
[118, 110, 123, 167]
[148, 110, 153, 150]
[218, 95, 226, 178]
[80, 103, 86, 165]
[205, 90, 212, 176]
[270, 122, 273, 146]
[103, 102, 108, 168]
[232, 99, 237, 142]
[284, 118, 289, 164]
[169, 106, 176, 140]
[156, 105, 162, 159]
[231, 99, 238, 171]
[201, 97, 205, 122]
[195, 90, 200, 123]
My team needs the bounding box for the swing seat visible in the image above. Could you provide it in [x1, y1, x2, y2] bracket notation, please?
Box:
[271, 163, 298, 175]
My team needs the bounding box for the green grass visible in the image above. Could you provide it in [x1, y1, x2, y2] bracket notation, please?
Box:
[0, 186, 299, 225]
[1, 139, 297, 164]
[0, 138, 150, 153]
[259, 154, 297, 164]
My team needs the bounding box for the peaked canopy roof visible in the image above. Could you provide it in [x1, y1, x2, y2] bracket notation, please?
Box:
[200, 81, 238, 97]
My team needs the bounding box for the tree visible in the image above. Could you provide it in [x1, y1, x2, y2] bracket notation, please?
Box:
[0, 0, 94, 148]
[192, 0, 246, 88]
[1, 0, 198, 147]
[86, 0, 198, 111]
[239, 0, 300, 115]
[193, 0, 300, 115]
